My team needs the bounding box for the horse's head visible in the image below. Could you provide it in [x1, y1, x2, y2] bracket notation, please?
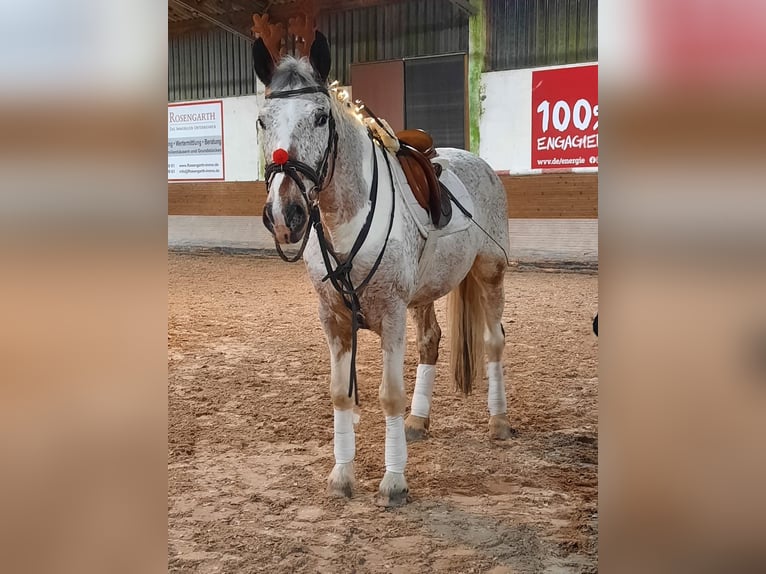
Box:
[253, 32, 333, 245]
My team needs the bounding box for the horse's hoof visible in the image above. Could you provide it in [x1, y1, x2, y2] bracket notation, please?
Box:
[489, 414, 516, 440]
[376, 471, 410, 508]
[328, 480, 353, 498]
[327, 463, 354, 498]
[376, 490, 410, 508]
[405, 414, 429, 442]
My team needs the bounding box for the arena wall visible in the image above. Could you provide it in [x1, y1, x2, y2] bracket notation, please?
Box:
[168, 66, 598, 264]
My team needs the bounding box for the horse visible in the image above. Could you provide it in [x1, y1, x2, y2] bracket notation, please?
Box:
[252, 32, 512, 507]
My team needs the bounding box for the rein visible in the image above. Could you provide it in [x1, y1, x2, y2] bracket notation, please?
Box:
[263, 83, 396, 405]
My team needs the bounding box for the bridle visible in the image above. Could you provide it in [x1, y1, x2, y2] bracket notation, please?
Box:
[263, 85, 338, 263]
[262, 82, 396, 405]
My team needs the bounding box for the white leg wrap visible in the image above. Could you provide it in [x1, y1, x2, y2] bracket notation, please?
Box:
[487, 361, 507, 416]
[384, 415, 407, 473]
[410, 364, 436, 418]
[333, 408, 355, 464]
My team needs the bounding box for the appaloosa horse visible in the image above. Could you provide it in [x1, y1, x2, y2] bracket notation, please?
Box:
[253, 32, 512, 506]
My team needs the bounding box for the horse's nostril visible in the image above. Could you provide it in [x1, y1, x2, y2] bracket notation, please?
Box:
[263, 202, 275, 232]
[284, 203, 306, 231]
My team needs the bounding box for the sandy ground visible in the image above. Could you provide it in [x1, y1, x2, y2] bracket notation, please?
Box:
[168, 252, 598, 573]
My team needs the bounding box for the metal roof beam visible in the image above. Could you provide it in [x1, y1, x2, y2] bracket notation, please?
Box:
[169, 0, 254, 43]
[169, 12, 256, 37]
[447, 0, 477, 16]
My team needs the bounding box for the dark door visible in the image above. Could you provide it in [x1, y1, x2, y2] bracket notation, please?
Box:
[404, 53, 467, 149]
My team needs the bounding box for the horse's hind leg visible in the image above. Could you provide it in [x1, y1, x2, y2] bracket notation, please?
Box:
[405, 303, 441, 442]
[473, 257, 514, 440]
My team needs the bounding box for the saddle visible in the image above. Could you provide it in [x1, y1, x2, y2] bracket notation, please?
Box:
[396, 129, 452, 229]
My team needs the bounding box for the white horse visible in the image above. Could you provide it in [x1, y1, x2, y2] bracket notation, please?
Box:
[253, 32, 512, 507]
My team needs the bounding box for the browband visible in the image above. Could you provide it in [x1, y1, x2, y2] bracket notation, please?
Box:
[266, 85, 329, 99]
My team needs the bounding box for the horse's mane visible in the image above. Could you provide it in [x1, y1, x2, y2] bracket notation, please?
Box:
[270, 57, 321, 91]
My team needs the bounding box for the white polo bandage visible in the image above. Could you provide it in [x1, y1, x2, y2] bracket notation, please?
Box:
[384, 415, 407, 473]
[410, 364, 436, 418]
[487, 361, 507, 416]
[333, 408, 356, 464]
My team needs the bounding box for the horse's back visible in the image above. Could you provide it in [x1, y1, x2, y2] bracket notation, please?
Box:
[435, 147, 509, 251]
[405, 147, 508, 306]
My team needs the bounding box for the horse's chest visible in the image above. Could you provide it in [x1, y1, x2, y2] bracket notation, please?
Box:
[305, 260, 402, 333]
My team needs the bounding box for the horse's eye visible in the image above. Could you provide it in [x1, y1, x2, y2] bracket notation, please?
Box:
[315, 112, 328, 127]
[257, 117, 266, 130]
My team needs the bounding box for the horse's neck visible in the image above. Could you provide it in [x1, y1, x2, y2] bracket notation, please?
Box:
[318, 115, 376, 254]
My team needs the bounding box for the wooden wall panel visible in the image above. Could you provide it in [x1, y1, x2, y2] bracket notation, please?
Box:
[168, 182, 267, 216]
[503, 173, 598, 219]
[168, 174, 598, 218]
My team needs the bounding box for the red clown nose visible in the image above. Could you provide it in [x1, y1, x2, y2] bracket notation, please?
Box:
[272, 148, 289, 165]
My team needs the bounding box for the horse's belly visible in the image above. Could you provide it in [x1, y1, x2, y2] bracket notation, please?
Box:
[406, 169, 480, 306]
[408, 231, 478, 307]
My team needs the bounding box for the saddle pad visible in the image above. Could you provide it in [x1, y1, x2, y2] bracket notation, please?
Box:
[435, 168, 473, 237]
[391, 160, 473, 238]
[411, 168, 474, 292]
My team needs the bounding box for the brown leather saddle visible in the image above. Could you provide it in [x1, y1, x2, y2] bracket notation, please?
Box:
[395, 129, 452, 229]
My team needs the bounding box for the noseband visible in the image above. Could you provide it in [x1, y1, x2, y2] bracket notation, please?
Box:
[263, 85, 339, 262]
[262, 83, 396, 406]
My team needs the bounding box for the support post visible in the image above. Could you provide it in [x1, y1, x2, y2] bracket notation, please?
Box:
[467, 0, 486, 154]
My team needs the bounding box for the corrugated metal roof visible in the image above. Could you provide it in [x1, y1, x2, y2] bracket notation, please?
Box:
[488, 0, 598, 70]
[318, 0, 469, 85]
[167, 0, 598, 101]
[168, 30, 257, 102]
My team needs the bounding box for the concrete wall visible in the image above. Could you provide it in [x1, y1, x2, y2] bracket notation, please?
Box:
[168, 216, 597, 265]
[221, 95, 261, 181]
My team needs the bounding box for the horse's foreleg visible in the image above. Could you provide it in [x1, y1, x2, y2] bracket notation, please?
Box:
[377, 304, 410, 506]
[405, 303, 441, 442]
[321, 306, 357, 498]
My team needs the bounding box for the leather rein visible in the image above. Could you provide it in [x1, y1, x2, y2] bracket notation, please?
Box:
[263, 84, 396, 405]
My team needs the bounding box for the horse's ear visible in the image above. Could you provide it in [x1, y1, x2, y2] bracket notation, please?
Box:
[310, 30, 331, 83]
[253, 38, 275, 87]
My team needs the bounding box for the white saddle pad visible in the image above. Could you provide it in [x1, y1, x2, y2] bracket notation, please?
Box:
[391, 158, 473, 239]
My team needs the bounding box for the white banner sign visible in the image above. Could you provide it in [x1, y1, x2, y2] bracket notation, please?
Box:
[168, 100, 224, 181]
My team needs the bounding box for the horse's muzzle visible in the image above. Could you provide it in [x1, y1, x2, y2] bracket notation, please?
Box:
[263, 201, 307, 244]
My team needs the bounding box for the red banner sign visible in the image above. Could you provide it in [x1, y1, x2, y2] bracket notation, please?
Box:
[531, 64, 598, 169]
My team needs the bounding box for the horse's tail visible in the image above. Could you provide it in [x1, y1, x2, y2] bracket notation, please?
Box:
[448, 270, 485, 395]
